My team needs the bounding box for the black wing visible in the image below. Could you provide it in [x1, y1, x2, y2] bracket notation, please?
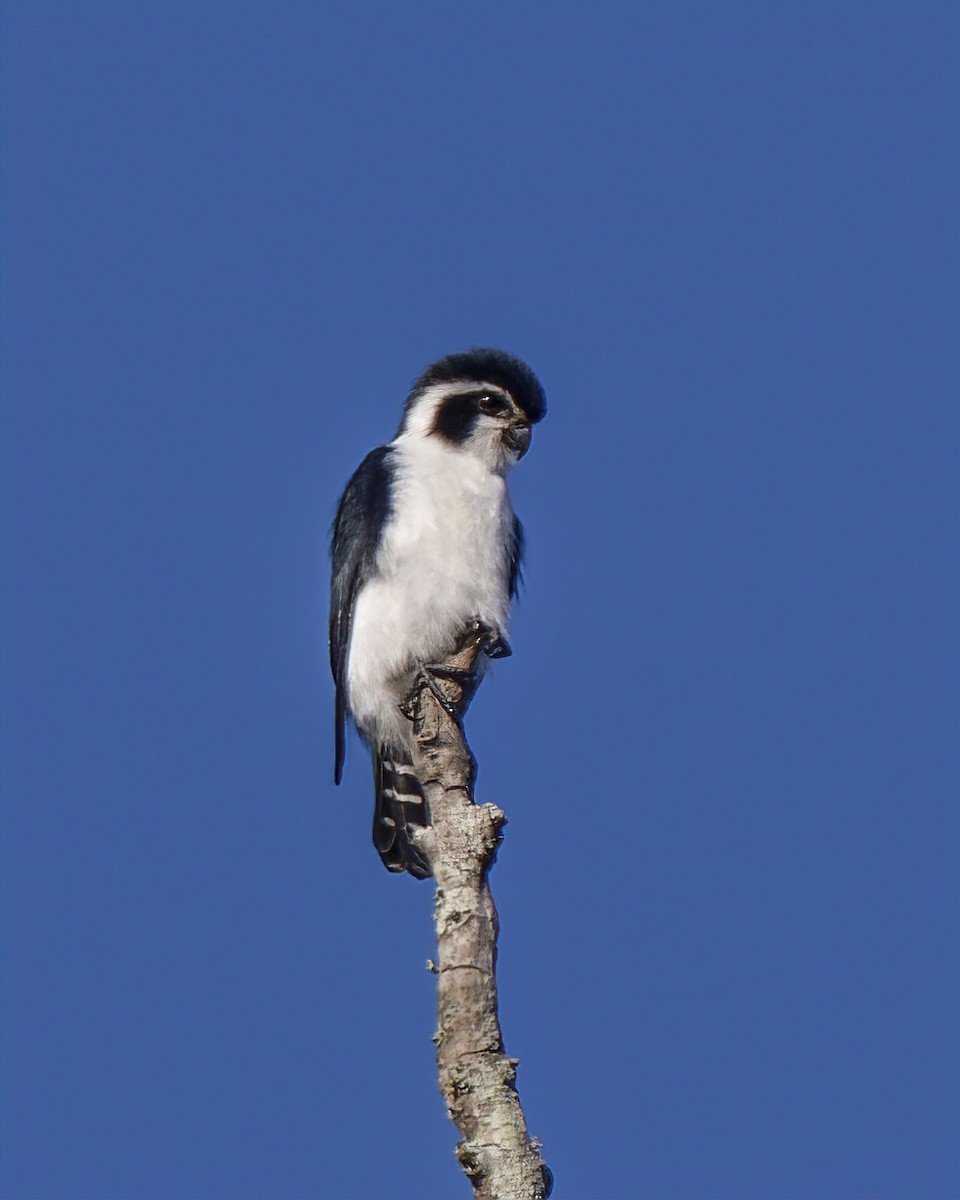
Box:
[508, 514, 525, 599]
[330, 445, 393, 784]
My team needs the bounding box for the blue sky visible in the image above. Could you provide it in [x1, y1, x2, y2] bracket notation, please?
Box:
[1, 3, 957, 1198]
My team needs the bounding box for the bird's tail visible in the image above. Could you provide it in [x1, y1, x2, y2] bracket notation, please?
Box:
[372, 748, 432, 879]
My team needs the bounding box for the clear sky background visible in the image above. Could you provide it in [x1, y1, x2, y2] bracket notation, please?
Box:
[2, 3, 957, 1198]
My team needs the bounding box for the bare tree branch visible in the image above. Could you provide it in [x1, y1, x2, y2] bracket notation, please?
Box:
[407, 629, 552, 1200]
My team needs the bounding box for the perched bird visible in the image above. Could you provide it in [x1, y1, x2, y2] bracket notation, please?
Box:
[329, 348, 546, 878]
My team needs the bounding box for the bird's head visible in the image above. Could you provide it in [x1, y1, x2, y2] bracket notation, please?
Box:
[396, 348, 546, 473]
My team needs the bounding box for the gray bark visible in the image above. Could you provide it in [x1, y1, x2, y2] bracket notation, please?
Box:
[407, 630, 552, 1200]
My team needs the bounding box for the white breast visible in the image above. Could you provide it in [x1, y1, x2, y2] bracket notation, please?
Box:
[346, 437, 514, 752]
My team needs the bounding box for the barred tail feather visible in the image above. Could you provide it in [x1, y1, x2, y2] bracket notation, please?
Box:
[372, 749, 432, 879]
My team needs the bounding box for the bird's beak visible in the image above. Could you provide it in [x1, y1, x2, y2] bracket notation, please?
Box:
[504, 420, 532, 458]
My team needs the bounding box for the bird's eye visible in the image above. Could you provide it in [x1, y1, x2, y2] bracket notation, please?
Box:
[479, 394, 507, 416]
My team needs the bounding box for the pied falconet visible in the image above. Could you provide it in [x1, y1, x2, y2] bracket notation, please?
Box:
[329, 348, 546, 878]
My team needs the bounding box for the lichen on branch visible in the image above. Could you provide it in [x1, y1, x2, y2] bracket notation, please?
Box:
[407, 629, 552, 1200]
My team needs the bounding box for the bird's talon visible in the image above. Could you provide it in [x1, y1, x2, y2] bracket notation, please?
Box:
[475, 622, 512, 658]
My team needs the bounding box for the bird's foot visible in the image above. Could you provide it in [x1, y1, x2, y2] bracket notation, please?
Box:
[474, 619, 512, 659]
[400, 662, 474, 721]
